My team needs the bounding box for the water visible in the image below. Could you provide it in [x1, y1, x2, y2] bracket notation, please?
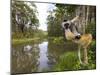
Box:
[11, 40, 78, 74]
[38, 42, 49, 72]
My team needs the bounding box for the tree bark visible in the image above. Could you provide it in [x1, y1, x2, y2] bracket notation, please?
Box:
[85, 6, 89, 28]
[82, 6, 86, 34]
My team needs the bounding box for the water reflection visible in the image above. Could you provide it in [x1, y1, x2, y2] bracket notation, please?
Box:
[24, 45, 33, 52]
[12, 44, 40, 74]
[38, 42, 49, 72]
[47, 39, 78, 67]
[11, 40, 78, 74]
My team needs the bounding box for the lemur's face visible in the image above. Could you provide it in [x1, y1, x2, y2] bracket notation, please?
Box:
[64, 22, 70, 29]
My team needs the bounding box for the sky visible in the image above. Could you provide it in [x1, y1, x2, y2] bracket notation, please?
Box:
[35, 2, 56, 31]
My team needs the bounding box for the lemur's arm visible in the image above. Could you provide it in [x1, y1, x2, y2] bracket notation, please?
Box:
[71, 16, 79, 23]
[71, 13, 82, 23]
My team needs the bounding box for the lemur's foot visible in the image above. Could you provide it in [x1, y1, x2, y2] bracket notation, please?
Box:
[75, 35, 81, 39]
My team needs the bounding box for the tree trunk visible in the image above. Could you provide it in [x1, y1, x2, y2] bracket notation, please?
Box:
[82, 6, 86, 34]
[85, 6, 89, 28]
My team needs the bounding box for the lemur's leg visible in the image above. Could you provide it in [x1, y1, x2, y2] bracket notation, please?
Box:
[78, 45, 83, 64]
[83, 47, 88, 64]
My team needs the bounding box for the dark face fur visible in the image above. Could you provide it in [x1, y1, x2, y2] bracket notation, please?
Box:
[64, 23, 70, 29]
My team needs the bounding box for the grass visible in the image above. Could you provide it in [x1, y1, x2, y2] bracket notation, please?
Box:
[12, 38, 40, 45]
[53, 40, 96, 71]
[53, 52, 80, 71]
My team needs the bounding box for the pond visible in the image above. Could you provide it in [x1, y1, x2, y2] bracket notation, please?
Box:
[11, 39, 78, 74]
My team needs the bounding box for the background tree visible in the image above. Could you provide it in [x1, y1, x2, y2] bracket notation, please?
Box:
[12, 0, 39, 38]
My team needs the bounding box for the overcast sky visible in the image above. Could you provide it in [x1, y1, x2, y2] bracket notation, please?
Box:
[35, 2, 56, 31]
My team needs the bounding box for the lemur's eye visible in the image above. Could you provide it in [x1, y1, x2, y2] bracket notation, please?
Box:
[66, 23, 69, 26]
[66, 23, 69, 25]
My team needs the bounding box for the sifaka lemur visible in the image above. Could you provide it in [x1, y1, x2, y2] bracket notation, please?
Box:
[61, 15, 92, 64]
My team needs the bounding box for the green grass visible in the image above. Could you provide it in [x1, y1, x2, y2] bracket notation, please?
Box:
[53, 40, 96, 71]
[12, 38, 40, 45]
[53, 52, 80, 71]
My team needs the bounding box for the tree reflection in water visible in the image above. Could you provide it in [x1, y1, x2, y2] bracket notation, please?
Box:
[11, 40, 78, 74]
[12, 44, 39, 74]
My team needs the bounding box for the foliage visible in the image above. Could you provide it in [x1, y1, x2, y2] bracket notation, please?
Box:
[53, 41, 96, 71]
[51, 37, 64, 44]
[54, 52, 80, 71]
[12, 29, 34, 39]
[12, 0, 39, 33]
[88, 41, 96, 69]
[12, 29, 48, 45]
[34, 30, 48, 39]
[12, 38, 38, 45]
[86, 22, 96, 39]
